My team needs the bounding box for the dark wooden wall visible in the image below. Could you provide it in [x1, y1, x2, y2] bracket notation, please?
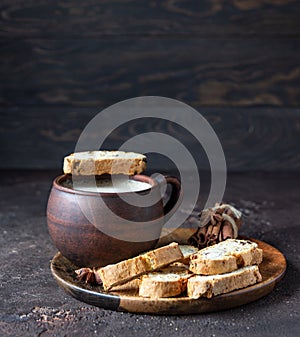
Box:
[1, 0, 300, 171]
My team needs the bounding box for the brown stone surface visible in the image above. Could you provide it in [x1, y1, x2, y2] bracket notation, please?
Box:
[0, 170, 299, 336]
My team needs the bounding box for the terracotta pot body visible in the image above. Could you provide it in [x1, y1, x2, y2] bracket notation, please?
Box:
[47, 174, 181, 267]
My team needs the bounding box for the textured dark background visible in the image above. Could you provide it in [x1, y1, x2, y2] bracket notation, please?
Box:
[1, 0, 300, 171]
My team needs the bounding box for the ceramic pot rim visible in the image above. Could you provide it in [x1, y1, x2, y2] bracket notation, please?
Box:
[53, 174, 158, 197]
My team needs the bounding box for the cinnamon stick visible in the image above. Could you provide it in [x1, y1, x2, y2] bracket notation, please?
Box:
[189, 226, 208, 248]
[208, 221, 222, 245]
[222, 220, 234, 240]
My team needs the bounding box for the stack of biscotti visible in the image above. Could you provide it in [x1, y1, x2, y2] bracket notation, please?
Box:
[96, 242, 185, 291]
[76, 239, 263, 299]
[137, 245, 198, 298]
[63, 150, 147, 176]
[187, 239, 263, 299]
[85, 243, 197, 296]
[137, 239, 263, 299]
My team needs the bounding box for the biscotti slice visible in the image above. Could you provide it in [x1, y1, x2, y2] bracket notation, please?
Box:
[97, 242, 183, 291]
[139, 263, 193, 298]
[111, 278, 140, 292]
[189, 239, 263, 275]
[187, 265, 262, 299]
[179, 245, 199, 264]
[63, 150, 147, 176]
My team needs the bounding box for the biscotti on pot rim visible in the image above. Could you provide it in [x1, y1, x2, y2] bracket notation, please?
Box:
[63, 150, 147, 176]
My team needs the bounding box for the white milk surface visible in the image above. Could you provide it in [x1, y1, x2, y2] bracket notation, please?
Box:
[73, 177, 152, 193]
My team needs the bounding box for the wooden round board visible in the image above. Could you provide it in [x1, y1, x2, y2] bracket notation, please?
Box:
[50, 238, 286, 314]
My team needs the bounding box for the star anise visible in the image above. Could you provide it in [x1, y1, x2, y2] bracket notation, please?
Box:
[75, 267, 102, 285]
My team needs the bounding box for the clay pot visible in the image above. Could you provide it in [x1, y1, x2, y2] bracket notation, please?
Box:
[47, 174, 181, 267]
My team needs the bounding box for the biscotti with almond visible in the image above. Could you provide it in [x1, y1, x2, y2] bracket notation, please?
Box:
[97, 242, 183, 291]
[63, 150, 147, 176]
[187, 265, 262, 299]
[139, 263, 192, 298]
[189, 239, 263, 275]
